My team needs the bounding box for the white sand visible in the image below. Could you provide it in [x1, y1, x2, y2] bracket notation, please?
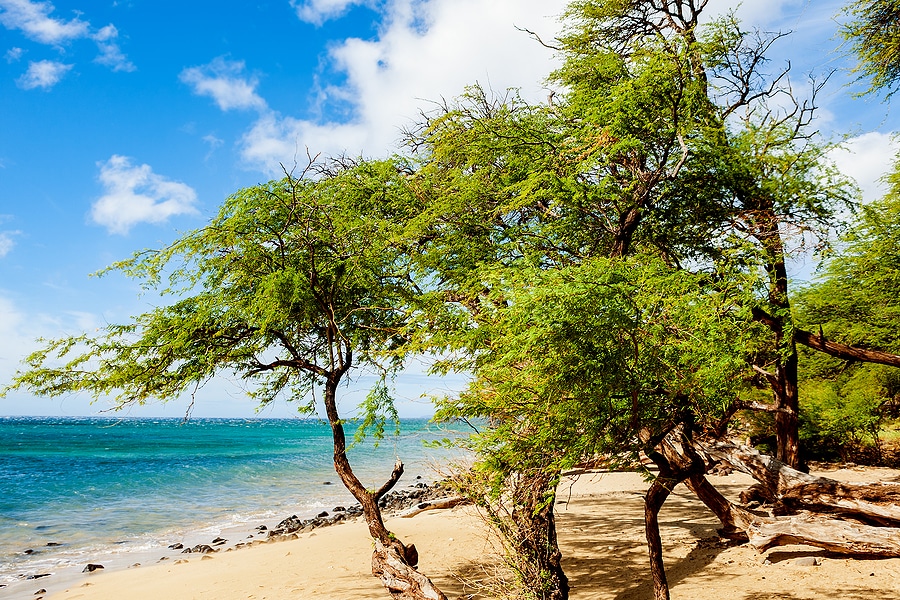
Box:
[35, 466, 900, 600]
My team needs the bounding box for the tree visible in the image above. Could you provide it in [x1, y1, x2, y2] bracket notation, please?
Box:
[843, 0, 900, 95]
[793, 163, 900, 460]
[4, 158, 448, 600]
[434, 255, 762, 600]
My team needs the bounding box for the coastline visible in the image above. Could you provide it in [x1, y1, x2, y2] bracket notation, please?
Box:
[0, 482, 449, 600]
[25, 467, 900, 600]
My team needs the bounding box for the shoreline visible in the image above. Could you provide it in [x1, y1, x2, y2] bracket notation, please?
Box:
[0, 481, 448, 600]
[22, 466, 900, 600]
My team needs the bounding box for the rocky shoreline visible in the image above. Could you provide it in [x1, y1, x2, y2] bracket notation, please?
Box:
[3, 481, 452, 599]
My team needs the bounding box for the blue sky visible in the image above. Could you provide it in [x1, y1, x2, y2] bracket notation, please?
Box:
[0, 0, 897, 418]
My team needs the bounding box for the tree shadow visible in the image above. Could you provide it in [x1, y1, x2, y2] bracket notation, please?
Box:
[553, 476, 752, 599]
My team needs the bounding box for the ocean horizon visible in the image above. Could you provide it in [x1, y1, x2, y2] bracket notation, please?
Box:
[0, 416, 464, 599]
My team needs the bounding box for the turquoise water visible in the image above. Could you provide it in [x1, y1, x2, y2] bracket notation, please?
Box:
[0, 417, 459, 593]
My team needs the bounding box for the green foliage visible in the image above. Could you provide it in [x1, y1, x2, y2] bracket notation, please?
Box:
[792, 158, 900, 461]
[353, 377, 401, 448]
[4, 159, 415, 414]
[436, 254, 763, 487]
[799, 369, 890, 461]
[843, 0, 900, 95]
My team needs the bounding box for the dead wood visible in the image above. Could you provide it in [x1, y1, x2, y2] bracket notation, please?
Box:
[700, 441, 900, 526]
[372, 539, 448, 600]
[743, 511, 900, 556]
[399, 496, 471, 518]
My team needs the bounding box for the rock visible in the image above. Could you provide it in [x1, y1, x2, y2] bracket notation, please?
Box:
[45, 542, 62, 547]
[201, 555, 214, 561]
[168, 543, 183, 550]
[211, 537, 226, 546]
[317, 511, 328, 518]
[35, 589, 47, 595]
[129, 563, 141, 568]
[793, 557, 820, 567]
[158, 556, 169, 561]
[23, 549, 34, 555]
[187, 544, 215, 554]
[323, 481, 333, 485]
[333, 506, 345, 512]
[256, 525, 267, 531]
[83, 564, 105, 573]
[26, 574, 51, 580]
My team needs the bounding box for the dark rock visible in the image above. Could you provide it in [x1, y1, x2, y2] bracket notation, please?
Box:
[23, 549, 34, 555]
[168, 543, 183, 550]
[316, 511, 328, 518]
[158, 556, 169, 561]
[35, 589, 47, 595]
[45, 542, 62, 547]
[332, 506, 345, 512]
[323, 481, 332, 485]
[272, 515, 305, 535]
[256, 525, 267, 531]
[26, 574, 51, 580]
[188, 544, 215, 554]
[416, 475, 422, 479]
[211, 537, 226, 545]
[83, 564, 104, 573]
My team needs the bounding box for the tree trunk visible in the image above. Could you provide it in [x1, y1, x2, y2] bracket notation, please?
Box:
[323, 375, 448, 600]
[644, 475, 674, 600]
[685, 474, 748, 540]
[508, 471, 569, 600]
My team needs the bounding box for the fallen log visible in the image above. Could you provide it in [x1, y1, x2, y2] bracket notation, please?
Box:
[398, 497, 471, 518]
[744, 511, 900, 556]
[700, 441, 900, 526]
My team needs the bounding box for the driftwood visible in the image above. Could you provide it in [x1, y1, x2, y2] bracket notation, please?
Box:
[743, 511, 900, 556]
[701, 441, 900, 526]
[399, 496, 471, 518]
[673, 439, 900, 558]
[372, 539, 447, 600]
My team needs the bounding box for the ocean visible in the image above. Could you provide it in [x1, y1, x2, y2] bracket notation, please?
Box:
[0, 416, 464, 598]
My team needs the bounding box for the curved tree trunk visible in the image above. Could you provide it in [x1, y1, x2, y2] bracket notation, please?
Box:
[323, 375, 448, 600]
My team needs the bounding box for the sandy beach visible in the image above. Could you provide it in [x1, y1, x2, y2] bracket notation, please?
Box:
[31, 467, 900, 600]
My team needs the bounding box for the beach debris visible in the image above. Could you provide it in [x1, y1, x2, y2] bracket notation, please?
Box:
[83, 564, 104, 573]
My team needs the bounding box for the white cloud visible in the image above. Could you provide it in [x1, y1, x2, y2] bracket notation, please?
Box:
[5, 46, 23, 62]
[92, 155, 199, 235]
[240, 0, 568, 173]
[0, 0, 89, 44]
[291, 0, 371, 25]
[92, 24, 135, 72]
[0, 0, 134, 75]
[16, 59, 71, 89]
[180, 57, 267, 112]
[830, 132, 899, 204]
[0, 231, 15, 256]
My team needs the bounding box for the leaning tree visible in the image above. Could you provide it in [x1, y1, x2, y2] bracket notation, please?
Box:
[5, 158, 448, 600]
